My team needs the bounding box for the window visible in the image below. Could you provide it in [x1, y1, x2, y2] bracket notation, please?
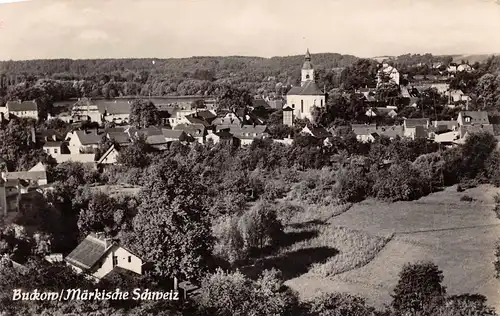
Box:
[54, 148, 58, 154]
[292, 104, 295, 109]
[306, 74, 310, 79]
[301, 100, 304, 113]
[112, 256, 118, 266]
[321, 99, 323, 107]
[128, 256, 131, 263]
[465, 117, 471, 123]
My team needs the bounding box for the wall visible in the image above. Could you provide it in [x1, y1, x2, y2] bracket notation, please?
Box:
[92, 245, 142, 279]
[286, 94, 326, 121]
[0, 185, 7, 216]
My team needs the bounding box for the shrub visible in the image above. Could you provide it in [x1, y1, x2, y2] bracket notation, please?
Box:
[335, 166, 370, 203]
[372, 161, 429, 201]
[392, 262, 446, 315]
[307, 292, 376, 316]
[460, 195, 475, 202]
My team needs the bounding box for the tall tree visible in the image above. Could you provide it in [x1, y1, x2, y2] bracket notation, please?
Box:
[126, 159, 213, 281]
[129, 99, 161, 128]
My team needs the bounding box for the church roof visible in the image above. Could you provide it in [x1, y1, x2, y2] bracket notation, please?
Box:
[287, 81, 324, 96]
[302, 49, 313, 70]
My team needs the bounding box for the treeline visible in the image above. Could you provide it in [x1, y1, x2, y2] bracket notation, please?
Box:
[0, 53, 358, 99]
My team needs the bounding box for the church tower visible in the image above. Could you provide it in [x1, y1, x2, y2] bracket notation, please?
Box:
[301, 49, 314, 86]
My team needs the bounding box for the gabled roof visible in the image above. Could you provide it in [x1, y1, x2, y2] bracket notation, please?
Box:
[459, 124, 495, 138]
[404, 118, 430, 128]
[228, 125, 269, 139]
[162, 128, 185, 140]
[252, 98, 270, 108]
[287, 80, 324, 96]
[43, 141, 63, 148]
[65, 234, 113, 271]
[95, 100, 132, 115]
[73, 130, 106, 145]
[458, 111, 489, 125]
[174, 123, 205, 136]
[6, 100, 38, 112]
[107, 132, 132, 145]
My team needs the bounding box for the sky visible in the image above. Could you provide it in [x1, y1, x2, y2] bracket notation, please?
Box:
[1, 0, 500, 60]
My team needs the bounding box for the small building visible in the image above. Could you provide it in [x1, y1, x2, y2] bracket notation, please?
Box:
[282, 105, 294, 126]
[205, 130, 237, 146]
[403, 118, 430, 140]
[352, 124, 404, 142]
[174, 123, 206, 144]
[226, 125, 269, 147]
[65, 233, 144, 282]
[162, 129, 188, 143]
[5, 100, 39, 120]
[1, 162, 48, 186]
[301, 125, 332, 139]
[66, 129, 105, 153]
[457, 63, 473, 72]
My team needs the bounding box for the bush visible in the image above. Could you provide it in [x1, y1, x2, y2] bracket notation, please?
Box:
[460, 195, 475, 202]
[335, 166, 370, 203]
[307, 292, 376, 316]
[372, 161, 429, 201]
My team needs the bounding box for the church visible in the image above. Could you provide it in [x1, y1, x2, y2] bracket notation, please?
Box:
[284, 49, 326, 123]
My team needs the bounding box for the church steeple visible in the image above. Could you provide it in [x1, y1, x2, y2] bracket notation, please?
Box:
[301, 49, 314, 86]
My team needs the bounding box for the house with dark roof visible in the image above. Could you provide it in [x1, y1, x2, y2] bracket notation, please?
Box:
[301, 125, 332, 139]
[457, 111, 489, 126]
[65, 233, 144, 282]
[5, 100, 39, 120]
[205, 130, 238, 146]
[403, 118, 430, 140]
[174, 123, 206, 143]
[351, 124, 404, 142]
[66, 129, 106, 153]
[162, 128, 188, 143]
[222, 125, 269, 146]
[285, 49, 326, 121]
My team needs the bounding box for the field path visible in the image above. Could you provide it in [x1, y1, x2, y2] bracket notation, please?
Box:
[286, 185, 500, 311]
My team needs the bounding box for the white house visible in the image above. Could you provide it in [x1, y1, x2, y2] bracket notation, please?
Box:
[378, 65, 400, 86]
[5, 100, 39, 120]
[65, 129, 105, 153]
[285, 49, 326, 121]
[65, 233, 144, 282]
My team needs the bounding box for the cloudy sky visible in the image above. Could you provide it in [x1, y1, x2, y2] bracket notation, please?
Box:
[1, 0, 500, 60]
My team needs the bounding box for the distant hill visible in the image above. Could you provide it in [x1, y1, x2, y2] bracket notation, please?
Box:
[451, 54, 499, 64]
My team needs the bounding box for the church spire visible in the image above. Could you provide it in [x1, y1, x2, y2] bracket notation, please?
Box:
[305, 49, 311, 61]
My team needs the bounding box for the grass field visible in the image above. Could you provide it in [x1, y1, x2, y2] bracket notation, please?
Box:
[285, 185, 500, 311]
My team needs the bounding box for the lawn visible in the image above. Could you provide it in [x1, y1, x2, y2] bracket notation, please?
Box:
[285, 185, 500, 311]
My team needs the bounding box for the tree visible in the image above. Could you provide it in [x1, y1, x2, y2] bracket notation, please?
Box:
[307, 292, 376, 316]
[412, 152, 445, 192]
[238, 200, 283, 252]
[129, 99, 161, 128]
[438, 294, 498, 316]
[372, 161, 429, 201]
[460, 131, 498, 180]
[212, 215, 246, 264]
[196, 268, 298, 316]
[375, 82, 400, 104]
[391, 262, 446, 315]
[475, 73, 498, 110]
[215, 85, 253, 111]
[126, 159, 213, 281]
[116, 134, 154, 168]
[340, 59, 378, 91]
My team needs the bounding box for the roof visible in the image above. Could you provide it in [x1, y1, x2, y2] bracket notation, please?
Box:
[252, 98, 270, 108]
[303, 125, 332, 138]
[162, 129, 185, 139]
[174, 123, 205, 136]
[95, 100, 132, 115]
[146, 134, 167, 145]
[459, 124, 495, 138]
[229, 125, 268, 139]
[73, 130, 106, 145]
[404, 118, 430, 128]
[65, 234, 113, 271]
[43, 141, 63, 147]
[458, 111, 489, 125]
[287, 80, 324, 96]
[3, 170, 47, 182]
[214, 130, 234, 139]
[6, 100, 38, 112]
[352, 124, 403, 138]
[107, 132, 132, 145]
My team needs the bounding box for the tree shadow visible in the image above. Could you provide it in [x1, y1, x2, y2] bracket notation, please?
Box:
[288, 219, 327, 229]
[241, 246, 339, 281]
[254, 229, 320, 257]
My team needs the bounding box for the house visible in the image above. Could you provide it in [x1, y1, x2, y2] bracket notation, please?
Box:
[351, 124, 404, 142]
[377, 65, 400, 86]
[458, 124, 495, 139]
[430, 83, 450, 95]
[456, 111, 489, 126]
[403, 118, 430, 140]
[432, 120, 458, 133]
[162, 129, 188, 143]
[5, 100, 39, 120]
[97, 145, 120, 166]
[205, 130, 237, 146]
[225, 125, 269, 146]
[43, 141, 66, 156]
[212, 112, 244, 126]
[448, 90, 470, 103]
[365, 107, 398, 118]
[301, 125, 332, 139]
[65, 233, 144, 282]
[447, 63, 458, 73]
[174, 123, 206, 143]
[95, 100, 132, 124]
[184, 110, 217, 127]
[285, 49, 326, 121]
[268, 99, 283, 109]
[434, 131, 460, 146]
[457, 63, 473, 72]
[70, 98, 102, 122]
[1, 162, 48, 186]
[66, 129, 106, 153]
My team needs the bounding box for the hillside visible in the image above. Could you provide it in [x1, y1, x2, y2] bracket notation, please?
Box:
[452, 54, 499, 64]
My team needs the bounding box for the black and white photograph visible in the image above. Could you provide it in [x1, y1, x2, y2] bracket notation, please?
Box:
[0, 0, 500, 315]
